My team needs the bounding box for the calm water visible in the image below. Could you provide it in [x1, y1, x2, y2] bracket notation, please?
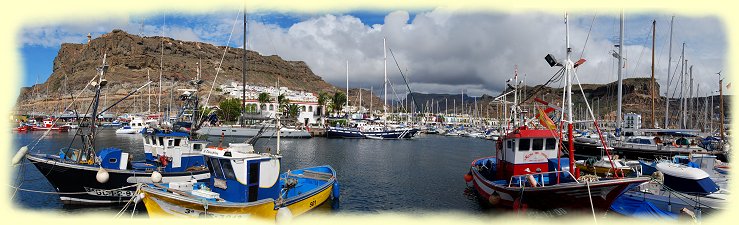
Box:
[11, 129, 494, 214]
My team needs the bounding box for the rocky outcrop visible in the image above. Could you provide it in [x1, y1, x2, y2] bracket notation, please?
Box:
[16, 29, 344, 113]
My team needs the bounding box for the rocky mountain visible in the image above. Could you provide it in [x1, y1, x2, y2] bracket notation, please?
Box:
[15, 29, 383, 114]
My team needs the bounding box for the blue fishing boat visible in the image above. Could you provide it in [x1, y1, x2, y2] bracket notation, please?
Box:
[140, 140, 339, 219]
[21, 55, 210, 205]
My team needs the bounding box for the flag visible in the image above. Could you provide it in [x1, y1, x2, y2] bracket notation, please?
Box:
[536, 106, 557, 130]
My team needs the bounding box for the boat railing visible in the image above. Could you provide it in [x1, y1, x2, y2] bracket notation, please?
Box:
[508, 170, 579, 188]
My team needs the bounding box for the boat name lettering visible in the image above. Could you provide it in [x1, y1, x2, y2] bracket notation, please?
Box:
[83, 187, 134, 197]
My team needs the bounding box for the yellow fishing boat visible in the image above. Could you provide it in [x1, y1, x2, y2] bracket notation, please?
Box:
[576, 156, 634, 177]
[139, 144, 340, 220]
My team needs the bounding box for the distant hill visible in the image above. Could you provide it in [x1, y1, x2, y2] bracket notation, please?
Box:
[15, 29, 382, 113]
[401, 77, 730, 129]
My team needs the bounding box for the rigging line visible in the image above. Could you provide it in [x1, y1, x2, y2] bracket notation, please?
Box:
[387, 47, 420, 112]
[199, 8, 243, 124]
[577, 12, 598, 62]
[28, 73, 99, 154]
[255, 13, 280, 57]
[630, 32, 651, 78]
[519, 67, 565, 104]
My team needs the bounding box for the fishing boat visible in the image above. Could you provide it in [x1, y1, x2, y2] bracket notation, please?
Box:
[30, 118, 69, 132]
[576, 155, 637, 177]
[21, 55, 210, 205]
[465, 14, 649, 211]
[139, 12, 339, 219]
[139, 143, 339, 219]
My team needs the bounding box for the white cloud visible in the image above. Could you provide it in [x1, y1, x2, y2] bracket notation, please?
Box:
[20, 9, 728, 97]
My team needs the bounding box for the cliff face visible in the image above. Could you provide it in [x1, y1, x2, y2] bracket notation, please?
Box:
[16, 29, 342, 113]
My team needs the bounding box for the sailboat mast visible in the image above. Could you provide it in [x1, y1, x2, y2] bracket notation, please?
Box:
[616, 11, 624, 134]
[665, 16, 674, 128]
[650, 19, 656, 128]
[719, 73, 725, 148]
[147, 69, 151, 113]
[678, 42, 687, 129]
[565, 13, 575, 176]
[241, 10, 247, 127]
[689, 65, 693, 129]
[346, 60, 349, 117]
[383, 38, 387, 127]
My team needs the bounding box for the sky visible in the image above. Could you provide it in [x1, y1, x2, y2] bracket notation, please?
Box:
[18, 8, 730, 99]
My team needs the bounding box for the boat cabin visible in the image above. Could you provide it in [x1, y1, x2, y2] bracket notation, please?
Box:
[139, 128, 207, 172]
[497, 127, 559, 180]
[198, 145, 281, 203]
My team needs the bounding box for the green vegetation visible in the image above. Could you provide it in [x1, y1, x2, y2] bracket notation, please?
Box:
[330, 92, 347, 114]
[218, 98, 243, 122]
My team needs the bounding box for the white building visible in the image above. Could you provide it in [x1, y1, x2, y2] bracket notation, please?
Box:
[624, 112, 642, 129]
[220, 82, 320, 125]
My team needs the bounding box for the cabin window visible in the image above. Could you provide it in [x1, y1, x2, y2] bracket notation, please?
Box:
[151, 136, 157, 145]
[220, 159, 236, 180]
[174, 138, 181, 146]
[109, 158, 117, 164]
[546, 138, 556, 150]
[145, 136, 151, 145]
[210, 158, 224, 178]
[269, 105, 274, 111]
[506, 140, 512, 150]
[167, 139, 174, 147]
[639, 139, 652, 145]
[532, 138, 544, 151]
[192, 143, 202, 150]
[519, 139, 530, 151]
[158, 137, 164, 146]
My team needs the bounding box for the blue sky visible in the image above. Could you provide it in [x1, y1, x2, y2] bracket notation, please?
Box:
[18, 9, 727, 97]
[20, 10, 419, 87]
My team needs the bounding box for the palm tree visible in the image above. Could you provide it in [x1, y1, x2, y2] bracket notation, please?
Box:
[257, 92, 271, 112]
[317, 91, 329, 124]
[331, 92, 347, 115]
[286, 103, 300, 119]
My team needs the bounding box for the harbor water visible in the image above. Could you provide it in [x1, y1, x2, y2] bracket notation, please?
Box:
[11, 129, 495, 214]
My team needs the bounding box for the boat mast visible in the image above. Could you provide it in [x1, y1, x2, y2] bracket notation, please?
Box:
[718, 72, 724, 148]
[564, 13, 575, 176]
[346, 60, 349, 117]
[616, 11, 624, 135]
[370, 86, 373, 117]
[383, 37, 388, 128]
[513, 65, 518, 127]
[159, 14, 165, 116]
[689, 65, 693, 129]
[650, 19, 656, 128]
[679, 42, 687, 129]
[241, 10, 247, 127]
[90, 54, 109, 153]
[147, 69, 151, 113]
[664, 16, 674, 128]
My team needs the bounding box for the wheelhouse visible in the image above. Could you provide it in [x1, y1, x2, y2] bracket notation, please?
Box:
[497, 127, 559, 179]
[140, 128, 207, 172]
[199, 145, 281, 203]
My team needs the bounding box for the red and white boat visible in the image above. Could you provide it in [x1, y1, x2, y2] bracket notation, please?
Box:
[464, 14, 648, 211]
[30, 119, 69, 132]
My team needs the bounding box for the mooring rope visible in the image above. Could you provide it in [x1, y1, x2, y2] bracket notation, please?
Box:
[8, 183, 140, 195]
[586, 181, 598, 225]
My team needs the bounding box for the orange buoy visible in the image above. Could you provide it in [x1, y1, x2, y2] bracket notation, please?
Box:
[464, 173, 473, 182]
